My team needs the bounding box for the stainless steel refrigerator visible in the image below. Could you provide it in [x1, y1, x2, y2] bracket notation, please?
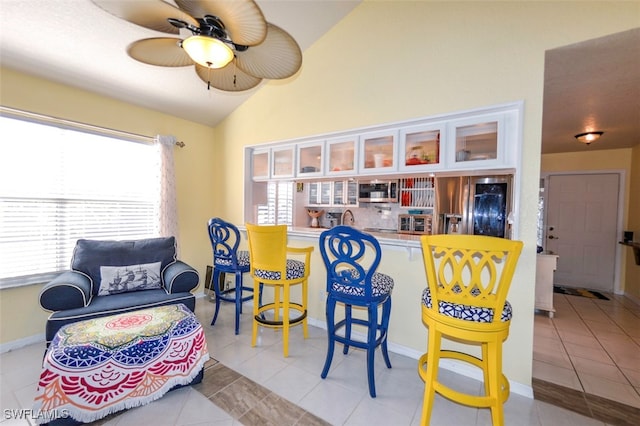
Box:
[434, 175, 513, 238]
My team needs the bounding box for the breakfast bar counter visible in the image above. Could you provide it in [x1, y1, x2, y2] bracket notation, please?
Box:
[287, 226, 422, 248]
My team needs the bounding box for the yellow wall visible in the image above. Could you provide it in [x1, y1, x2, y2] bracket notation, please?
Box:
[1, 0, 638, 390]
[0, 68, 218, 344]
[625, 146, 640, 299]
[214, 1, 639, 388]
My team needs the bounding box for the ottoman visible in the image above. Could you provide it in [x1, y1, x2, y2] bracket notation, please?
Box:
[33, 304, 209, 425]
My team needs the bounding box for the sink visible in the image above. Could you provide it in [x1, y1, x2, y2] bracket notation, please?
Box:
[363, 227, 397, 234]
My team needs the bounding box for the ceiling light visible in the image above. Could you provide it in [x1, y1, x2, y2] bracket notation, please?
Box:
[574, 131, 603, 145]
[181, 36, 234, 69]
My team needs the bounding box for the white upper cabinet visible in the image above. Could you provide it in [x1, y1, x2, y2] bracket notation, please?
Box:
[251, 149, 270, 180]
[399, 123, 445, 172]
[296, 140, 324, 177]
[358, 129, 398, 174]
[325, 136, 357, 176]
[446, 112, 506, 169]
[271, 145, 295, 179]
[247, 102, 522, 181]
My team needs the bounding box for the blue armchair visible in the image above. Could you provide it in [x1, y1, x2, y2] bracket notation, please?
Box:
[39, 237, 199, 346]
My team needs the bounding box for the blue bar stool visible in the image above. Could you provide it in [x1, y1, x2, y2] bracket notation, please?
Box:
[207, 217, 257, 335]
[319, 226, 394, 397]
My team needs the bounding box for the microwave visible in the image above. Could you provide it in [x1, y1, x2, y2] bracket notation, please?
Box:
[358, 180, 399, 203]
[398, 214, 433, 235]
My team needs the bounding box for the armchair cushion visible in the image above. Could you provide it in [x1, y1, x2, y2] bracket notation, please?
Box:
[39, 271, 92, 312]
[71, 237, 177, 296]
[163, 261, 199, 293]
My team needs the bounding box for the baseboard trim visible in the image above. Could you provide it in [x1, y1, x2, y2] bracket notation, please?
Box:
[0, 333, 45, 354]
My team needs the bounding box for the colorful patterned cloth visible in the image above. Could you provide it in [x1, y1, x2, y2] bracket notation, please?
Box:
[33, 304, 209, 424]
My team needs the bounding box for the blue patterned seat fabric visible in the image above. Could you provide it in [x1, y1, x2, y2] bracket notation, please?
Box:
[421, 286, 512, 323]
[214, 250, 250, 267]
[331, 269, 394, 297]
[254, 259, 305, 281]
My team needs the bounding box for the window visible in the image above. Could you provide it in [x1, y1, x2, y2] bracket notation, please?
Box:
[0, 115, 161, 288]
[256, 181, 293, 225]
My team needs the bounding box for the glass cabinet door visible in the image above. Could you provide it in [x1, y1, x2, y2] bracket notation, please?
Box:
[297, 141, 323, 177]
[399, 123, 444, 172]
[451, 115, 502, 165]
[333, 181, 345, 205]
[252, 149, 269, 180]
[346, 181, 358, 205]
[359, 129, 397, 173]
[272, 146, 295, 178]
[326, 137, 356, 176]
[308, 182, 319, 205]
[319, 182, 332, 205]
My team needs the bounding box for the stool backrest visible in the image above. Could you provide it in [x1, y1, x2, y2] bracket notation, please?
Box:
[207, 218, 243, 270]
[245, 223, 289, 279]
[319, 226, 382, 301]
[420, 234, 523, 323]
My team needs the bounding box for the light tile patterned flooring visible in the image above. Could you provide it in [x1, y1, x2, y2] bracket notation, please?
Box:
[1, 294, 631, 425]
[533, 291, 640, 409]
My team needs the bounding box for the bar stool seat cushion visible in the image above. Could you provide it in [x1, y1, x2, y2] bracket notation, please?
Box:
[331, 270, 394, 297]
[254, 259, 305, 281]
[214, 250, 250, 268]
[421, 286, 513, 323]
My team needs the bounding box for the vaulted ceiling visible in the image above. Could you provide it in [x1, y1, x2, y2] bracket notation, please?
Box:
[1, 2, 638, 154]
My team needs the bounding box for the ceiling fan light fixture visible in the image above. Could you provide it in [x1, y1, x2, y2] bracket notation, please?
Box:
[182, 35, 233, 69]
[574, 131, 604, 145]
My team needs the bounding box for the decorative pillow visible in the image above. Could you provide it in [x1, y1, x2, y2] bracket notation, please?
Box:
[98, 262, 162, 296]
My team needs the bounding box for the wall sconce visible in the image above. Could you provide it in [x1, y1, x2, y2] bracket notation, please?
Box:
[574, 131, 604, 145]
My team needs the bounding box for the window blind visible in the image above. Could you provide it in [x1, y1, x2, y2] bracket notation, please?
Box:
[256, 181, 293, 225]
[0, 114, 160, 288]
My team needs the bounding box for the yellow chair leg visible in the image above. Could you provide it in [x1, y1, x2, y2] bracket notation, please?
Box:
[302, 280, 309, 339]
[482, 343, 490, 397]
[420, 328, 441, 426]
[487, 341, 505, 426]
[282, 285, 290, 357]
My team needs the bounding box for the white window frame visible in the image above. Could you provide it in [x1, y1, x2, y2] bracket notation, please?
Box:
[0, 109, 161, 289]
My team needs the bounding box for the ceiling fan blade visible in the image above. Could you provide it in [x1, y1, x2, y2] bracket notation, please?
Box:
[175, 0, 267, 46]
[194, 63, 262, 92]
[127, 38, 193, 67]
[235, 23, 302, 80]
[92, 0, 198, 34]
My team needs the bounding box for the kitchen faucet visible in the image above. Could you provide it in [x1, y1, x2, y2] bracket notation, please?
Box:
[342, 209, 355, 227]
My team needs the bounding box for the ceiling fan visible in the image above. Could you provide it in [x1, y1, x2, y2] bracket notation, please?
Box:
[92, 0, 302, 91]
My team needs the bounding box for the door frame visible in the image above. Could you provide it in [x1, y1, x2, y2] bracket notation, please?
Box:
[540, 169, 626, 295]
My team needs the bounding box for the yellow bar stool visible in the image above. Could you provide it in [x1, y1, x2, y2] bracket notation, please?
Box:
[245, 223, 313, 357]
[418, 235, 523, 426]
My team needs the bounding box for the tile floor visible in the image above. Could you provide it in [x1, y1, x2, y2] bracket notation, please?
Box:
[532, 291, 640, 423]
[0, 295, 630, 426]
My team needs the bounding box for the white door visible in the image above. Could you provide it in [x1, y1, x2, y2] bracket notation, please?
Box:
[545, 173, 619, 292]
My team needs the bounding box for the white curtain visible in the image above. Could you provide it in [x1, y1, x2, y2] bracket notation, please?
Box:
[154, 135, 179, 241]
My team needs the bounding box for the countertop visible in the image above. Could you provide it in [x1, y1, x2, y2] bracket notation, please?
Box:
[239, 225, 423, 249]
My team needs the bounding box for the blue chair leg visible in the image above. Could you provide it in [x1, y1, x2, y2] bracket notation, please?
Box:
[321, 297, 337, 379]
[381, 297, 392, 369]
[343, 304, 352, 355]
[367, 304, 378, 397]
[210, 269, 223, 326]
[234, 271, 243, 335]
